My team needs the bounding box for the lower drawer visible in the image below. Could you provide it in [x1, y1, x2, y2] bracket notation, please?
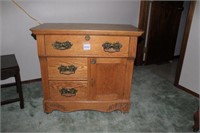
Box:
[49, 81, 88, 101]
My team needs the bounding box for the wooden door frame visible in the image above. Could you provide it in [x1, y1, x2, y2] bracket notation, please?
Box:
[174, 1, 199, 97]
[135, 1, 150, 65]
[136, 1, 198, 97]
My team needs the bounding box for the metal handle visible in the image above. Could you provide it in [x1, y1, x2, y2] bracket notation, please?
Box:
[58, 65, 77, 75]
[52, 41, 73, 50]
[102, 42, 122, 53]
[91, 59, 96, 64]
[59, 88, 78, 97]
[178, 7, 184, 11]
[85, 35, 90, 41]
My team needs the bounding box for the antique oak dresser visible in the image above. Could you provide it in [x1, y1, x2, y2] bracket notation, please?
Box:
[30, 23, 143, 113]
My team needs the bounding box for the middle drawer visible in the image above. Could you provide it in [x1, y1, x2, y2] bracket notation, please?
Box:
[47, 58, 87, 80]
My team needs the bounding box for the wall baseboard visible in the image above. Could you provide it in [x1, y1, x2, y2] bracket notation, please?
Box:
[174, 83, 199, 98]
[2, 78, 199, 98]
[1, 78, 41, 88]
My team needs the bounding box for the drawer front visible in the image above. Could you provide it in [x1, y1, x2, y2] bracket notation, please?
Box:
[49, 81, 88, 101]
[45, 35, 129, 57]
[47, 58, 87, 80]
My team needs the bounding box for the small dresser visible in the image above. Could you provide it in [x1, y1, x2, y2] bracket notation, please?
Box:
[30, 23, 143, 113]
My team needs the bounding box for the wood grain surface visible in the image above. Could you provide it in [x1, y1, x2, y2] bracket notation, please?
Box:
[31, 23, 143, 113]
[30, 23, 143, 36]
[45, 35, 129, 57]
[47, 57, 87, 80]
[49, 81, 88, 101]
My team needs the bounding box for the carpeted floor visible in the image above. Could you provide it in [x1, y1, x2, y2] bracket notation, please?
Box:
[1, 65, 199, 132]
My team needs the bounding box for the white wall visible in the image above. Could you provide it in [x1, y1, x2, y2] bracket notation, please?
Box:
[0, 0, 140, 84]
[174, 1, 190, 56]
[179, 1, 200, 94]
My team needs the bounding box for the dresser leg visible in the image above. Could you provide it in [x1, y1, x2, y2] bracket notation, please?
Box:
[120, 103, 130, 113]
[43, 102, 52, 114]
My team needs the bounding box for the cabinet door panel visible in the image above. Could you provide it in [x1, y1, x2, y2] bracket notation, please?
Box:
[90, 58, 127, 100]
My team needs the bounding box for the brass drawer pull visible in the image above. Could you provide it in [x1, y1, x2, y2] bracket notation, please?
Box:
[91, 59, 96, 64]
[52, 41, 72, 50]
[102, 42, 122, 53]
[59, 88, 78, 97]
[85, 35, 90, 41]
[58, 65, 77, 75]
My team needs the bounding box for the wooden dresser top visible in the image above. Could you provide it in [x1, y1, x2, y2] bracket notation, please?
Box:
[30, 23, 143, 36]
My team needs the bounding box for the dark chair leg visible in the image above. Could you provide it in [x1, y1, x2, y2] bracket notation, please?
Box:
[193, 108, 199, 132]
[15, 71, 24, 109]
[16, 81, 19, 93]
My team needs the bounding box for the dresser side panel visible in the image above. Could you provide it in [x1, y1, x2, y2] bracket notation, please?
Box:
[39, 57, 50, 100]
[124, 59, 134, 100]
[129, 37, 138, 58]
[36, 35, 46, 56]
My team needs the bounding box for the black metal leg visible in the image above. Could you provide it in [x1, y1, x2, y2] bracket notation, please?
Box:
[15, 71, 24, 109]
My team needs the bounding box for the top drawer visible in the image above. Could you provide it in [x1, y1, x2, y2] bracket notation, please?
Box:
[45, 35, 129, 57]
